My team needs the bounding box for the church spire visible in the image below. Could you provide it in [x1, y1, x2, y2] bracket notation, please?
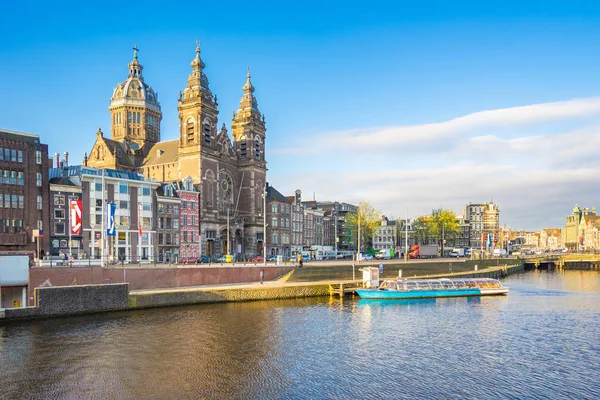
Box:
[238, 66, 259, 112]
[128, 45, 143, 80]
[187, 40, 211, 93]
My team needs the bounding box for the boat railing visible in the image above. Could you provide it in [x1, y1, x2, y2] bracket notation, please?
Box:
[389, 278, 504, 291]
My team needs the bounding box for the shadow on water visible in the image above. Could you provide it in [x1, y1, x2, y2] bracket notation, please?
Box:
[357, 295, 485, 309]
[357, 298, 437, 307]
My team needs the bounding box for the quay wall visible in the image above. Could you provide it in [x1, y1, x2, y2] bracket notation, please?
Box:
[27, 265, 294, 305]
[129, 284, 332, 309]
[2, 284, 128, 321]
[2, 264, 524, 323]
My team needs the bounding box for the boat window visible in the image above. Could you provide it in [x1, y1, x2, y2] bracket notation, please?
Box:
[430, 282, 443, 289]
[406, 281, 418, 289]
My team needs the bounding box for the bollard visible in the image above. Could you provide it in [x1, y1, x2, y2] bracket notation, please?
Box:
[398, 269, 403, 278]
[474, 264, 478, 271]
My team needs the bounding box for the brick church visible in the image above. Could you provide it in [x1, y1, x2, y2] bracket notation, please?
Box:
[84, 43, 267, 258]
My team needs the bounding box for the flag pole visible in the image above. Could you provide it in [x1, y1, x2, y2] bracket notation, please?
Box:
[101, 168, 105, 267]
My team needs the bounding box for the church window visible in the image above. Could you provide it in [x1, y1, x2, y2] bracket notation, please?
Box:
[128, 112, 132, 122]
[218, 172, 233, 201]
[137, 112, 141, 123]
[255, 137, 261, 160]
[203, 123, 211, 145]
[187, 120, 194, 145]
[240, 142, 247, 159]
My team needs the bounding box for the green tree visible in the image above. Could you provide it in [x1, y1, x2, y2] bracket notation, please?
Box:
[346, 201, 381, 253]
[412, 215, 434, 245]
[430, 208, 459, 256]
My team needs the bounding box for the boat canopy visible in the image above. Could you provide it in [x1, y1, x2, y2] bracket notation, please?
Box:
[379, 278, 504, 291]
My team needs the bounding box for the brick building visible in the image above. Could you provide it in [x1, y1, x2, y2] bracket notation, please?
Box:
[0, 129, 49, 257]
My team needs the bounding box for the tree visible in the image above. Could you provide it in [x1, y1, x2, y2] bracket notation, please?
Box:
[346, 201, 381, 253]
[412, 215, 434, 245]
[430, 208, 459, 256]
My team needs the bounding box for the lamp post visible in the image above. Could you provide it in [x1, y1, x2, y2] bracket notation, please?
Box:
[227, 207, 230, 258]
[405, 206, 408, 263]
[263, 183, 267, 266]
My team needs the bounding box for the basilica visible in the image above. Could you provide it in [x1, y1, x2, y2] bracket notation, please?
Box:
[84, 44, 268, 258]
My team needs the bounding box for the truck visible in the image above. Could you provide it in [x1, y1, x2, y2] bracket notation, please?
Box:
[375, 249, 392, 260]
[408, 244, 438, 259]
[493, 249, 507, 257]
[450, 248, 466, 258]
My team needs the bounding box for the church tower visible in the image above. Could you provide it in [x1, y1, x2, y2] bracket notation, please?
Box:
[232, 68, 267, 225]
[177, 41, 219, 183]
[232, 68, 266, 165]
[108, 46, 162, 155]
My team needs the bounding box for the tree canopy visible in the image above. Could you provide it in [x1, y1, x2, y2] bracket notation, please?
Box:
[346, 201, 381, 251]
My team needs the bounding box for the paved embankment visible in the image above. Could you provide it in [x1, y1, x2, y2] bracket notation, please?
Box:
[1, 264, 524, 323]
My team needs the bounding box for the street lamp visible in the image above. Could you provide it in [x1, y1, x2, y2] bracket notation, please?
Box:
[263, 183, 267, 265]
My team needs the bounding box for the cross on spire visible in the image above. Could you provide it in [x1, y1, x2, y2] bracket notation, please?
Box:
[195, 39, 200, 52]
[246, 65, 251, 76]
[133, 45, 139, 60]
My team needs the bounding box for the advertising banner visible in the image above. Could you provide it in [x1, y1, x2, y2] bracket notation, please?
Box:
[70, 199, 82, 234]
[106, 202, 116, 236]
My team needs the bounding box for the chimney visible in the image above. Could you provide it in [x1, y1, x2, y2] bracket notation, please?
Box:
[55, 153, 59, 168]
[64, 152, 69, 168]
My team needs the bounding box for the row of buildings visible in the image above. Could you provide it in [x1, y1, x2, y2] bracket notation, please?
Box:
[0, 43, 520, 262]
[507, 205, 600, 253]
[1, 123, 504, 262]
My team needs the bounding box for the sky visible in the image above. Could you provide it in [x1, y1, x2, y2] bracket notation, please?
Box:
[2, 0, 600, 231]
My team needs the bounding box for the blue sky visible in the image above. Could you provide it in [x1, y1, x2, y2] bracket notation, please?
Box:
[2, 0, 600, 230]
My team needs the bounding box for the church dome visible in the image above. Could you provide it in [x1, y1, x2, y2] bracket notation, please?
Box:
[110, 46, 160, 109]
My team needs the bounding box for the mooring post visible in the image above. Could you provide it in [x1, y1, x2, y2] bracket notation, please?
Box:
[339, 282, 344, 297]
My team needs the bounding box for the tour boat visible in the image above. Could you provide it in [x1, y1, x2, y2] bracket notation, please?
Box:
[356, 278, 508, 300]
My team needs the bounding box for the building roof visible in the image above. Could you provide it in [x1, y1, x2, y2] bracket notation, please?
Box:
[267, 186, 290, 203]
[142, 139, 179, 166]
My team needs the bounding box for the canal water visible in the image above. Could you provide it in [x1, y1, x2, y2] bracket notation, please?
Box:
[1, 270, 599, 399]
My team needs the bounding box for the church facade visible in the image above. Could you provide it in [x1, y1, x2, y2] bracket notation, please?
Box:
[85, 44, 267, 259]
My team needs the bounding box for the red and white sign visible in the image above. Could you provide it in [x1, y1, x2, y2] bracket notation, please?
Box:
[70, 200, 82, 235]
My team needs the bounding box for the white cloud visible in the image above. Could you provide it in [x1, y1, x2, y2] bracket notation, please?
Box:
[269, 97, 600, 230]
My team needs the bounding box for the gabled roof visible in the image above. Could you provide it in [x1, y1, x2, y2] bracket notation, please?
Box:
[267, 186, 290, 203]
[142, 140, 179, 166]
[156, 183, 180, 199]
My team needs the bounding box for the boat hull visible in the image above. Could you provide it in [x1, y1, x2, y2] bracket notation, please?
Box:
[356, 287, 508, 300]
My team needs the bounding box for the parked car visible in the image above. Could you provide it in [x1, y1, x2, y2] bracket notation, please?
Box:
[267, 256, 277, 262]
[196, 256, 212, 264]
[215, 255, 228, 263]
[360, 253, 374, 261]
[180, 257, 197, 264]
[249, 256, 264, 263]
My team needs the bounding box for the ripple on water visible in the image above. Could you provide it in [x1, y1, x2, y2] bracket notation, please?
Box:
[0, 271, 599, 399]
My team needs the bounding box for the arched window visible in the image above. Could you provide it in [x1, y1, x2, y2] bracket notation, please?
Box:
[203, 120, 211, 146]
[240, 142, 247, 160]
[254, 136, 261, 160]
[186, 119, 195, 145]
[205, 170, 215, 208]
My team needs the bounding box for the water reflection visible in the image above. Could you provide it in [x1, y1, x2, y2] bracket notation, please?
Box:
[0, 270, 599, 399]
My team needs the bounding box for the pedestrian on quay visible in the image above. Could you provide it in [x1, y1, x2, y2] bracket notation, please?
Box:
[260, 269, 265, 284]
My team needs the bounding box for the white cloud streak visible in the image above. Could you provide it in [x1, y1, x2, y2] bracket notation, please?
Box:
[269, 97, 600, 230]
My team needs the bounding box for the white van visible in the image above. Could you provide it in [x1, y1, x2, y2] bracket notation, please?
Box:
[493, 249, 507, 257]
